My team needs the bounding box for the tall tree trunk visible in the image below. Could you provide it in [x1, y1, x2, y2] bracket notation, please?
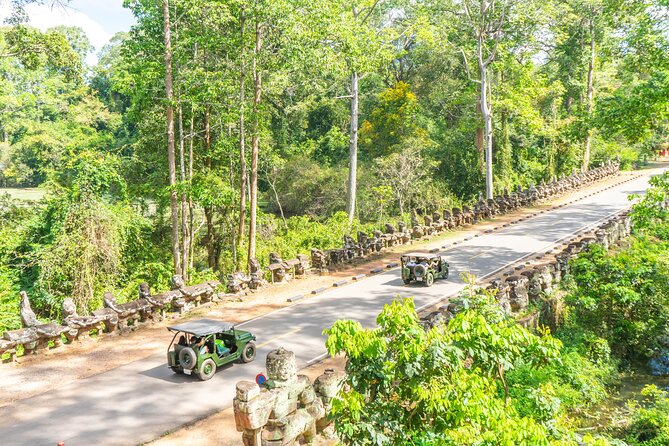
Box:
[205, 207, 218, 270]
[346, 71, 359, 224]
[479, 46, 493, 199]
[582, 17, 596, 172]
[237, 5, 247, 266]
[188, 108, 195, 270]
[162, 0, 181, 276]
[178, 106, 189, 281]
[204, 103, 218, 270]
[475, 99, 484, 172]
[188, 44, 197, 271]
[229, 156, 238, 265]
[499, 110, 511, 179]
[247, 21, 262, 268]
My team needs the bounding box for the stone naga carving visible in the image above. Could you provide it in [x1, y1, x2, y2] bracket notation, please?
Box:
[5, 292, 68, 354]
[62, 298, 113, 341]
[228, 272, 251, 294]
[505, 275, 530, 312]
[486, 278, 511, 314]
[171, 274, 217, 311]
[241, 260, 266, 290]
[233, 347, 344, 445]
[99, 291, 146, 331]
[461, 206, 474, 225]
[310, 248, 328, 272]
[294, 254, 310, 277]
[20, 290, 39, 328]
[268, 252, 291, 284]
[520, 269, 543, 302]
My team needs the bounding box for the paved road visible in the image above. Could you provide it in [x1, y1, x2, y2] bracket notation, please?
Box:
[0, 170, 663, 446]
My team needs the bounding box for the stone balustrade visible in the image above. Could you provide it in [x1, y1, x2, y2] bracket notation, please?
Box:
[1, 275, 222, 362]
[420, 210, 633, 328]
[226, 162, 620, 293]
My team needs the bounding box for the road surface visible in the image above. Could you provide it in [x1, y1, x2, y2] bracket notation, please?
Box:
[0, 169, 662, 446]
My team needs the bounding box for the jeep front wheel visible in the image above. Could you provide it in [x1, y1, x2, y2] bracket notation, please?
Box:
[402, 278, 412, 285]
[241, 342, 256, 363]
[178, 347, 197, 370]
[198, 358, 216, 381]
[425, 273, 434, 287]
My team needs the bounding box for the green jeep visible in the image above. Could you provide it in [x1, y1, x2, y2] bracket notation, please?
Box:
[167, 319, 257, 381]
[401, 252, 450, 287]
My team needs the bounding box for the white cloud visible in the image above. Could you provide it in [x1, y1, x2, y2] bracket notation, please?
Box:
[0, 1, 135, 66]
[24, 3, 111, 66]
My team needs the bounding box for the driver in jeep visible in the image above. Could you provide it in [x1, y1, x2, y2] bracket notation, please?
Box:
[215, 337, 230, 356]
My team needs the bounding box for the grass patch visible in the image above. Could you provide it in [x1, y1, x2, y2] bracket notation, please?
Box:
[0, 188, 46, 201]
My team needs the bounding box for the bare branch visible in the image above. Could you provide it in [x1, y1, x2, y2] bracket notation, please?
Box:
[460, 49, 481, 84]
[360, 0, 383, 25]
[483, 39, 500, 67]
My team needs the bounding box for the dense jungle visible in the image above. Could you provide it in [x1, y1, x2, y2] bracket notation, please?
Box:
[0, 0, 669, 443]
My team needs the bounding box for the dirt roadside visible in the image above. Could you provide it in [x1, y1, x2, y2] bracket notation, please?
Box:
[0, 171, 640, 412]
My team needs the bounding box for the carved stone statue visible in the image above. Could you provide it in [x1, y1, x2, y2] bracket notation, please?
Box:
[311, 248, 327, 271]
[139, 282, 151, 300]
[411, 209, 420, 227]
[249, 258, 262, 274]
[227, 272, 251, 293]
[344, 234, 357, 249]
[423, 215, 433, 227]
[295, 254, 310, 276]
[62, 298, 111, 341]
[249, 273, 265, 290]
[171, 275, 185, 291]
[269, 252, 282, 265]
[20, 291, 39, 328]
[104, 292, 138, 318]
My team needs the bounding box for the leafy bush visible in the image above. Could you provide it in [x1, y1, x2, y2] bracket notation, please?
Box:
[254, 211, 380, 265]
[626, 385, 669, 446]
[566, 240, 669, 361]
[322, 290, 593, 445]
[564, 173, 669, 362]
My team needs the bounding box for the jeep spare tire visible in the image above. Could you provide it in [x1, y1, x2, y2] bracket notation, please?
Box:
[241, 342, 256, 363]
[179, 347, 197, 370]
[414, 264, 427, 278]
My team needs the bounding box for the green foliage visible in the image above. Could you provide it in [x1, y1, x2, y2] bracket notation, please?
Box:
[566, 241, 669, 361]
[323, 294, 577, 445]
[360, 81, 424, 158]
[629, 172, 669, 236]
[265, 155, 347, 217]
[3, 25, 81, 78]
[562, 173, 669, 362]
[508, 347, 617, 422]
[253, 211, 378, 265]
[625, 385, 669, 446]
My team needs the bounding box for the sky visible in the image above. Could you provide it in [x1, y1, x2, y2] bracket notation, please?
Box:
[2, 0, 136, 66]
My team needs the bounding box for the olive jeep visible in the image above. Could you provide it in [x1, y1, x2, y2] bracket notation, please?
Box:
[167, 319, 256, 381]
[401, 252, 450, 287]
